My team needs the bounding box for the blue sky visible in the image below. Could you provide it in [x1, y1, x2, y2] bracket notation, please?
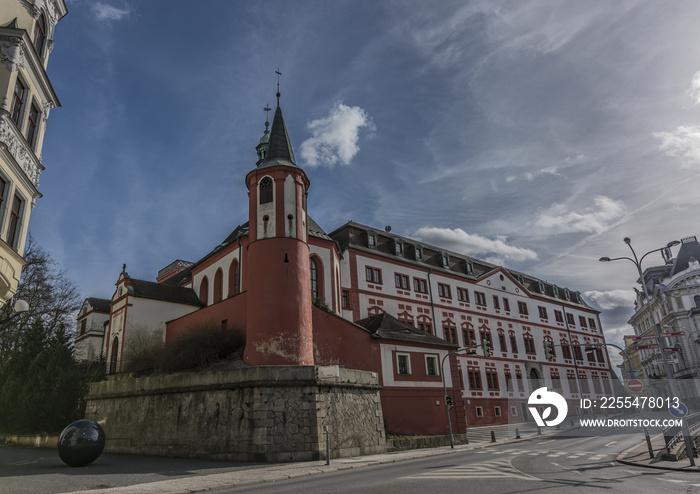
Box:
[34, 0, 700, 369]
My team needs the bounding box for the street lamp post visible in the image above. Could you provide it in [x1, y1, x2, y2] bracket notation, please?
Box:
[600, 237, 696, 465]
[441, 341, 489, 448]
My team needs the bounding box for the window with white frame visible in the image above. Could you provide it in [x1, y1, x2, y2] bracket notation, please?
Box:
[425, 355, 438, 376]
[397, 353, 410, 375]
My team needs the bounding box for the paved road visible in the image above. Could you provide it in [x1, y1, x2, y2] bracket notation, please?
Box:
[222, 434, 700, 494]
[0, 445, 263, 494]
[2, 420, 698, 494]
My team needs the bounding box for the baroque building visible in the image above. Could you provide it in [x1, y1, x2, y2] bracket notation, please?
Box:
[76, 93, 614, 434]
[0, 0, 66, 305]
[625, 235, 700, 393]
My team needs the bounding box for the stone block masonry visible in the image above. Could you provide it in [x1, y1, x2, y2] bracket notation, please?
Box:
[84, 366, 386, 462]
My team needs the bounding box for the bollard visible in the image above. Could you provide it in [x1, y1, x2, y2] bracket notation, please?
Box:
[491, 430, 496, 443]
[537, 426, 542, 436]
[644, 427, 654, 460]
[516, 428, 521, 439]
[324, 425, 330, 465]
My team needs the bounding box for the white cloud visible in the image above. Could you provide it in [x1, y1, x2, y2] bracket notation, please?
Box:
[92, 3, 130, 21]
[534, 196, 626, 235]
[300, 102, 375, 167]
[412, 227, 538, 263]
[583, 289, 635, 311]
[688, 70, 700, 104]
[653, 125, 700, 167]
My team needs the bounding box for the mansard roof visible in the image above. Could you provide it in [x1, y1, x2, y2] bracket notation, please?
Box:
[671, 236, 700, 277]
[330, 221, 591, 309]
[126, 278, 202, 306]
[356, 312, 457, 348]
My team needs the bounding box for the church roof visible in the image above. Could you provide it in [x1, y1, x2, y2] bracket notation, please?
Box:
[355, 312, 457, 348]
[258, 105, 298, 169]
[126, 278, 202, 306]
[85, 297, 111, 313]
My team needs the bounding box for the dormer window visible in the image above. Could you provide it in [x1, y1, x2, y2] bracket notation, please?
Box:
[538, 281, 545, 293]
[564, 289, 571, 301]
[442, 252, 450, 269]
[415, 245, 423, 261]
[367, 233, 376, 249]
[553, 286, 559, 298]
[395, 240, 403, 257]
[260, 177, 273, 204]
[466, 261, 474, 276]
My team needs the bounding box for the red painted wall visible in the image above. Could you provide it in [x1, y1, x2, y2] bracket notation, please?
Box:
[244, 237, 314, 365]
[165, 292, 247, 344]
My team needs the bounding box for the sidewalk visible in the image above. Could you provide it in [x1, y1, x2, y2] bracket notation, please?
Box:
[65, 429, 558, 494]
[616, 432, 700, 472]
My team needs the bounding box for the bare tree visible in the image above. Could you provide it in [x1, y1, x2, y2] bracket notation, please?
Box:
[0, 234, 81, 363]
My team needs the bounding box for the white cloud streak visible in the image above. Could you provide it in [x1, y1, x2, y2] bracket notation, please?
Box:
[534, 196, 627, 235]
[653, 125, 700, 168]
[412, 227, 538, 263]
[300, 102, 375, 168]
[688, 70, 700, 104]
[92, 3, 130, 22]
[583, 289, 635, 311]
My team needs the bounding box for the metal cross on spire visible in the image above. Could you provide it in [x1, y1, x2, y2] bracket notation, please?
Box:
[275, 69, 282, 107]
[263, 104, 271, 124]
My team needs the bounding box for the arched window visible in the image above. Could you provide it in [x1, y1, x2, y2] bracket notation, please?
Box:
[228, 259, 240, 296]
[109, 337, 119, 374]
[260, 177, 273, 204]
[310, 257, 318, 299]
[33, 14, 46, 56]
[213, 269, 223, 303]
[310, 255, 324, 302]
[199, 276, 209, 305]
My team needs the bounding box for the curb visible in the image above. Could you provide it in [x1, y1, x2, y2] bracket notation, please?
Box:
[615, 437, 700, 473]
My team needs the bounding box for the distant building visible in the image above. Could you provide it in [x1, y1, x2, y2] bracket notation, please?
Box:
[74, 297, 110, 361]
[76, 95, 613, 434]
[627, 235, 700, 388]
[0, 0, 67, 305]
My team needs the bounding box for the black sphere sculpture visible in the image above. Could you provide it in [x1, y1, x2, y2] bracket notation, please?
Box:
[57, 419, 106, 467]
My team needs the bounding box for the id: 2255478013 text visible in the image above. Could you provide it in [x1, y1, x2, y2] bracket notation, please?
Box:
[580, 396, 679, 410]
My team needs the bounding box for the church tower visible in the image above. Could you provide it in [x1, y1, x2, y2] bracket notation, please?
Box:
[243, 92, 314, 366]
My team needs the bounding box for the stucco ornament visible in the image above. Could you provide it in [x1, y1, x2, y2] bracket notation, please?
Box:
[0, 37, 24, 72]
[0, 118, 42, 187]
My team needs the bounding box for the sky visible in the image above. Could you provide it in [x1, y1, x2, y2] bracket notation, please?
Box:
[32, 0, 700, 372]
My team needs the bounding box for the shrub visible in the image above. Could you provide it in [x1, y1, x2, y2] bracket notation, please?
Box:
[159, 323, 244, 373]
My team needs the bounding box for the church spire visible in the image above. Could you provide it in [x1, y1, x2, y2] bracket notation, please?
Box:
[260, 72, 296, 167]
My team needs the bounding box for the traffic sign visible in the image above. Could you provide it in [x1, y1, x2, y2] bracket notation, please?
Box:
[663, 347, 682, 352]
[660, 331, 685, 337]
[669, 402, 688, 418]
[632, 335, 658, 341]
[637, 344, 660, 350]
[626, 379, 643, 393]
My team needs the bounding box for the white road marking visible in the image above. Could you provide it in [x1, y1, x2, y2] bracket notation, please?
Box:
[604, 441, 618, 447]
[405, 457, 539, 481]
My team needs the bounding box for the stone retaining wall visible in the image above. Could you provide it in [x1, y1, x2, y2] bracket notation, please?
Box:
[84, 366, 386, 462]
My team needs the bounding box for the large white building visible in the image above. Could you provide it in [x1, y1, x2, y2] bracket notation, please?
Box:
[0, 0, 67, 306]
